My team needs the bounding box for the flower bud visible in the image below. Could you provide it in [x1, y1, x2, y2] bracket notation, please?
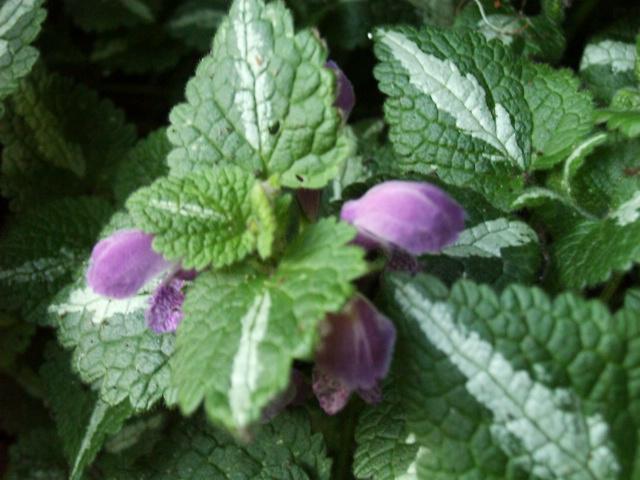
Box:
[340, 181, 465, 255]
[87, 229, 171, 299]
[326, 60, 355, 120]
[313, 295, 396, 414]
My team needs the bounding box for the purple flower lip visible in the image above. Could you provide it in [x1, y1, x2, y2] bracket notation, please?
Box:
[86, 229, 195, 333]
[313, 295, 396, 414]
[86, 229, 171, 299]
[340, 181, 465, 256]
[326, 60, 355, 120]
[146, 277, 186, 334]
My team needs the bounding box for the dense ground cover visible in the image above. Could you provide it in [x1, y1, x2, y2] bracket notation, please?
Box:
[1, 0, 639, 478]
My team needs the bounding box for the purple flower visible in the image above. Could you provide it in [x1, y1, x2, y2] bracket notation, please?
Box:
[313, 295, 396, 414]
[340, 181, 465, 256]
[87, 230, 170, 299]
[326, 60, 355, 120]
[86, 229, 194, 333]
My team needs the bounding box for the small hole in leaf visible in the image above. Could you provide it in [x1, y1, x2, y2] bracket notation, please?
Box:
[268, 121, 280, 135]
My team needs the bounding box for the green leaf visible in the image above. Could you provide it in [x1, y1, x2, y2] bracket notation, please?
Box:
[636, 33, 640, 80]
[90, 25, 186, 75]
[455, 1, 566, 63]
[353, 377, 421, 480]
[571, 138, 640, 216]
[560, 132, 609, 200]
[383, 274, 634, 479]
[167, 0, 354, 189]
[0, 0, 46, 113]
[41, 345, 134, 480]
[64, 0, 158, 32]
[374, 26, 531, 209]
[127, 166, 276, 270]
[125, 410, 332, 479]
[0, 197, 113, 324]
[113, 128, 171, 205]
[596, 87, 640, 139]
[167, 0, 227, 51]
[552, 194, 640, 288]
[580, 39, 637, 103]
[523, 63, 595, 169]
[49, 271, 175, 411]
[172, 219, 366, 431]
[407, 0, 456, 26]
[70, 400, 133, 480]
[425, 206, 541, 289]
[6, 428, 68, 480]
[41, 345, 94, 463]
[596, 110, 640, 138]
[2, 65, 136, 179]
[0, 105, 86, 211]
[443, 218, 538, 259]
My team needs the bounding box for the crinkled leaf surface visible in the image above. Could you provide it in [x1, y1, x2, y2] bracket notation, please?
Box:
[353, 377, 420, 480]
[8, 66, 136, 177]
[0, 0, 46, 112]
[49, 270, 175, 411]
[124, 410, 332, 479]
[580, 39, 637, 103]
[423, 188, 541, 288]
[172, 219, 366, 431]
[0, 197, 112, 324]
[381, 273, 640, 479]
[523, 63, 595, 169]
[374, 26, 532, 209]
[552, 193, 640, 288]
[127, 166, 275, 270]
[571, 138, 640, 217]
[0, 68, 135, 210]
[167, 0, 354, 189]
[41, 345, 133, 480]
[455, 2, 565, 63]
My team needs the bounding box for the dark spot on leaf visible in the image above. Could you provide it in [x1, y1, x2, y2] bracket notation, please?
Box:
[268, 121, 280, 135]
[295, 174, 304, 182]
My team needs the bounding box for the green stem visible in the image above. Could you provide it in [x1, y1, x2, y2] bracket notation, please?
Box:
[334, 401, 359, 480]
[600, 273, 623, 304]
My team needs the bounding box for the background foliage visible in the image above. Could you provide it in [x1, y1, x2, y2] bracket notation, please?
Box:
[1, 0, 639, 479]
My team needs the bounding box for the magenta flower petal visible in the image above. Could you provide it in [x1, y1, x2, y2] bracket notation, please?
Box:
[87, 230, 171, 299]
[312, 368, 351, 415]
[146, 278, 186, 333]
[315, 295, 396, 392]
[326, 60, 355, 120]
[340, 181, 465, 255]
